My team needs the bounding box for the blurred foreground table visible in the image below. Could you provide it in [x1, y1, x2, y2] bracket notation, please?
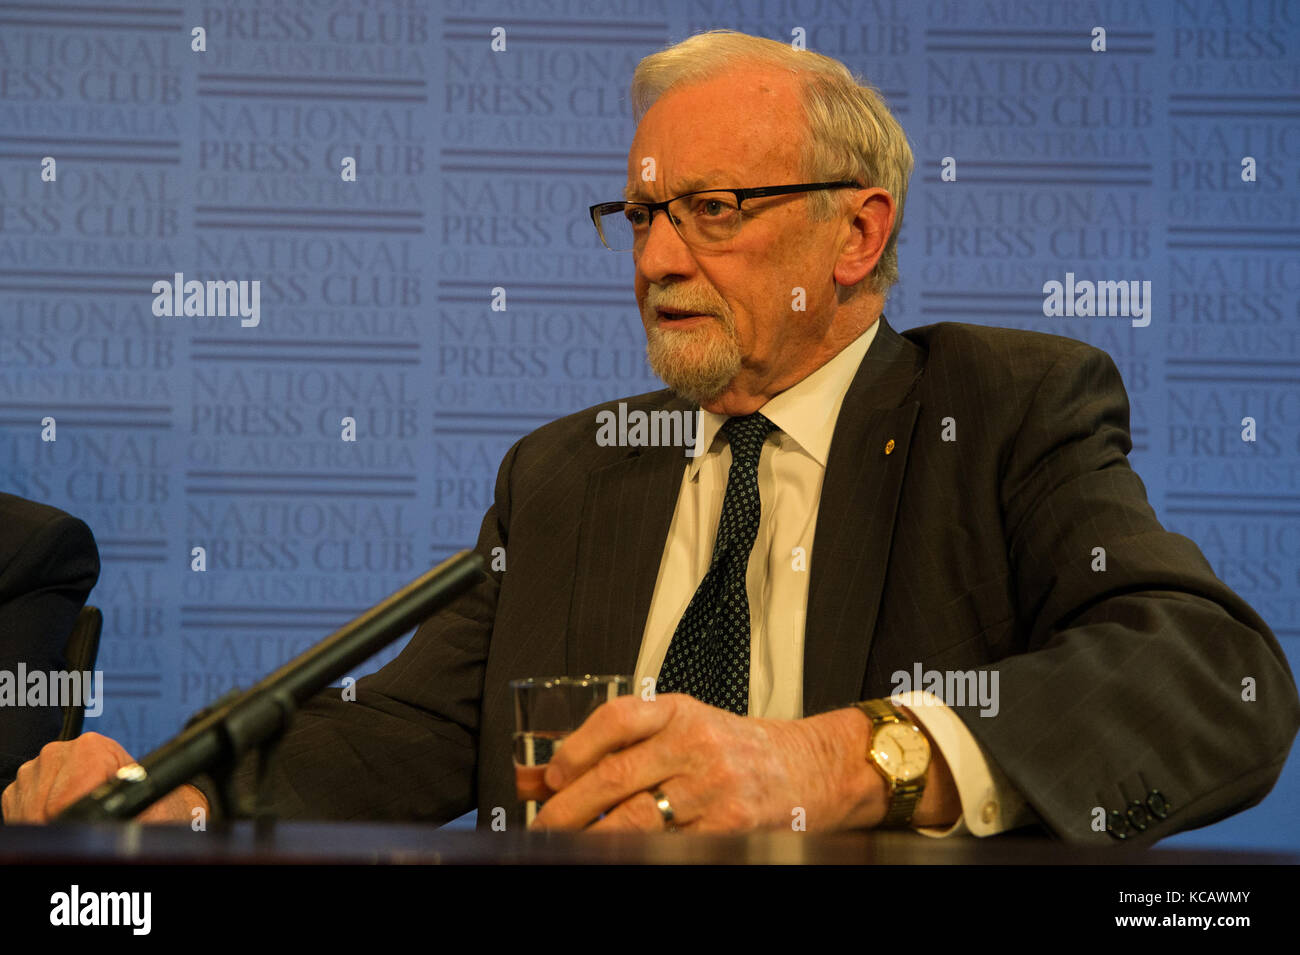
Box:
[1, 823, 1293, 864]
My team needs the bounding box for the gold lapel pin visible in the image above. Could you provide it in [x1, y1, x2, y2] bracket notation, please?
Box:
[884, 438, 895, 455]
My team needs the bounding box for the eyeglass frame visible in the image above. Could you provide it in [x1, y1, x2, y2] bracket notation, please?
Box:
[588, 179, 864, 252]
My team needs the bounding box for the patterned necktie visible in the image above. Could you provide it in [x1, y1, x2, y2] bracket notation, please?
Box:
[656, 412, 779, 715]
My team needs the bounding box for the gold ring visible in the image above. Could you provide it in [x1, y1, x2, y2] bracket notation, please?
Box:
[651, 789, 677, 832]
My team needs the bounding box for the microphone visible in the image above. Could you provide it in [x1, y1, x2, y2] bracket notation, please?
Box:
[58, 549, 486, 823]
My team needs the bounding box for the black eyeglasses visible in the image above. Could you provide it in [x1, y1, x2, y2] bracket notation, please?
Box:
[589, 180, 863, 252]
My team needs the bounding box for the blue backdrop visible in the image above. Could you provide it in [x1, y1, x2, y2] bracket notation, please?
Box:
[0, 0, 1295, 847]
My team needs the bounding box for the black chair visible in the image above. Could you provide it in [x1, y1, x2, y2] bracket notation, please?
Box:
[57, 606, 102, 741]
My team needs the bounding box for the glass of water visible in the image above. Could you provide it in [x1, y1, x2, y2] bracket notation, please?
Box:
[511, 674, 630, 827]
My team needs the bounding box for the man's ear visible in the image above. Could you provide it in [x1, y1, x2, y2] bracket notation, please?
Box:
[833, 187, 894, 289]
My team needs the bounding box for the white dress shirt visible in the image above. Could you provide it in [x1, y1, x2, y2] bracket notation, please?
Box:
[633, 320, 1036, 837]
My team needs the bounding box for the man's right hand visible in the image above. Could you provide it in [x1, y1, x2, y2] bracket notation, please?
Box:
[1, 732, 209, 824]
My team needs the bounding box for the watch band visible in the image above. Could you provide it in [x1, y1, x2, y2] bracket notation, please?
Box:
[855, 698, 929, 828]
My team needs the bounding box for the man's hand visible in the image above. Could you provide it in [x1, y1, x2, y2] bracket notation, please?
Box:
[2, 732, 209, 824]
[529, 693, 885, 832]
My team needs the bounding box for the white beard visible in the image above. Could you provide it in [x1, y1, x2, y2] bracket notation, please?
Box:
[645, 317, 742, 405]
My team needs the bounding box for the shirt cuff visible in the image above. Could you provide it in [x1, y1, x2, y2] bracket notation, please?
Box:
[888, 690, 1035, 838]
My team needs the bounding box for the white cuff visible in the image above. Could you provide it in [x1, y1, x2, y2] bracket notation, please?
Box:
[888, 691, 1034, 838]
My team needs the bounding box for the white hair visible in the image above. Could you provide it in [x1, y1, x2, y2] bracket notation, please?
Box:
[631, 30, 914, 295]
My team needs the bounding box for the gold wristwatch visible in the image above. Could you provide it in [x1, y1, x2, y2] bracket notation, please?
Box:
[855, 699, 931, 827]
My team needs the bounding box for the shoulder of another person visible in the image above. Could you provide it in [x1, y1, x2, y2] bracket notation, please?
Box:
[0, 493, 94, 566]
[0, 495, 98, 602]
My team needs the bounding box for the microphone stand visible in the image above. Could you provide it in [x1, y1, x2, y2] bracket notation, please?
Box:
[58, 549, 486, 826]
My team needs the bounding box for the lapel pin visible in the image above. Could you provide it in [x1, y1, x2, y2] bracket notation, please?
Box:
[884, 438, 895, 455]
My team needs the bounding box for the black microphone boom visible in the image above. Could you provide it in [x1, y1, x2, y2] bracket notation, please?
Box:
[58, 549, 486, 823]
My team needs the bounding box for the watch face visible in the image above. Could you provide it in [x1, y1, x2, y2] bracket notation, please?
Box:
[871, 723, 931, 782]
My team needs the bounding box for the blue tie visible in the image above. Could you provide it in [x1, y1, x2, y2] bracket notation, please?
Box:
[656, 412, 779, 715]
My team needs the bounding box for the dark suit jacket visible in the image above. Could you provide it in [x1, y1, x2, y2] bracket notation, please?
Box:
[195, 316, 1300, 844]
[0, 493, 100, 791]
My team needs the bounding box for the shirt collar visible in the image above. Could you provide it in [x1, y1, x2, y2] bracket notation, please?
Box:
[686, 319, 880, 478]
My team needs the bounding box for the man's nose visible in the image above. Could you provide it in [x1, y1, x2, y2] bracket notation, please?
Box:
[635, 207, 696, 282]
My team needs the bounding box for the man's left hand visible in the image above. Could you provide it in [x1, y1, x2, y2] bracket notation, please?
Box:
[529, 693, 872, 832]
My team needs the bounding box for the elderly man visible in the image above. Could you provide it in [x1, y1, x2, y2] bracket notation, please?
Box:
[6, 31, 1297, 842]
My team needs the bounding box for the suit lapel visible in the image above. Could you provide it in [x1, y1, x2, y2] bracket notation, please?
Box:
[567, 395, 692, 679]
[802, 316, 925, 715]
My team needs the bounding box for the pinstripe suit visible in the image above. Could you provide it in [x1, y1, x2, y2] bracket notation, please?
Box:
[196, 315, 1300, 843]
